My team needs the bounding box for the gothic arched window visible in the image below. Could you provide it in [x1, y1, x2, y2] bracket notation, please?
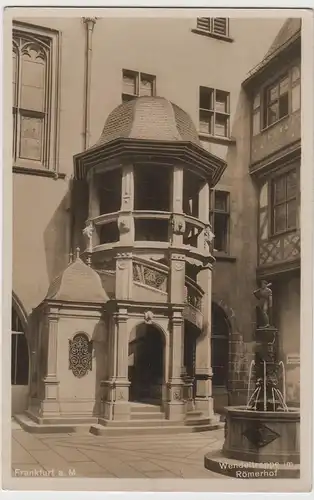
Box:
[12, 25, 59, 169]
[11, 305, 29, 386]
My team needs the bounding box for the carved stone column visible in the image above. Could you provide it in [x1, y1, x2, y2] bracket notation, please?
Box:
[198, 180, 210, 251]
[87, 171, 100, 247]
[195, 264, 214, 418]
[166, 309, 185, 420]
[169, 252, 186, 304]
[41, 307, 60, 417]
[170, 166, 184, 247]
[111, 308, 131, 421]
[115, 252, 133, 300]
[118, 164, 135, 246]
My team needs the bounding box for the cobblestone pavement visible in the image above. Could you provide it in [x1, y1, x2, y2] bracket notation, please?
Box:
[11, 421, 225, 479]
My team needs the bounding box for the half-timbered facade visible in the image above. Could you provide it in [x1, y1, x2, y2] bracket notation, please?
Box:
[243, 18, 301, 404]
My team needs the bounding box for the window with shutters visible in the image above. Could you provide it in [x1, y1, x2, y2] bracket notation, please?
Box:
[12, 24, 59, 171]
[122, 69, 156, 102]
[199, 86, 230, 138]
[194, 18, 231, 40]
[271, 169, 298, 235]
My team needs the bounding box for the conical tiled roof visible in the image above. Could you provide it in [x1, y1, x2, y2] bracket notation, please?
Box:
[92, 96, 201, 149]
[46, 256, 109, 303]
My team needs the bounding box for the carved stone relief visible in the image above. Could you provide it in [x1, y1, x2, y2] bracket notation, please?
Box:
[69, 333, 92, 378]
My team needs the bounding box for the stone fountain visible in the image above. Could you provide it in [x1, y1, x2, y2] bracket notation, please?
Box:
[204, 281, 300, 478]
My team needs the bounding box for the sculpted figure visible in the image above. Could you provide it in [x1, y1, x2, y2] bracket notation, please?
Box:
[204, 224, 215, 250]
[254, 280, 273, 328]
[82, 221, 94, 252]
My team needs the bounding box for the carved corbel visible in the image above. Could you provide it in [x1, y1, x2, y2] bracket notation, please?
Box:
[170, 214, 186, 235]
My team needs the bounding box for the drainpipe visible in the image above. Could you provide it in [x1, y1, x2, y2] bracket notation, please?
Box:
[82, 17, 96, 150]
[70, 18, 96, 258]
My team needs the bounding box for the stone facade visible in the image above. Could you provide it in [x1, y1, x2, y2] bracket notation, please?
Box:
[11, 15, 299, 422]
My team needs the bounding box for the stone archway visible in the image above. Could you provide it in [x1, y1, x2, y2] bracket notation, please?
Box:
[11, 293, 30, 414]
[128, 323, 165, 404]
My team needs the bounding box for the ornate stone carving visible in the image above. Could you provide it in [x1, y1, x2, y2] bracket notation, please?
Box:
[116, 252, 132, 259]
[170, 213, 186, 235]
[117, 261, 127, 270]
[185, 284, 203, 311]
[82, 221, 94, 252]
[242, 423, 280, 448]
[69, 333, 92, 378]
[204, 224, 215, 250]
[144, 310, 154, 324]
[173, 389, 182, 401]
[133, 262, 168, 292]
[254, 280, 273, 327]
[174, 261, 184, 271]
[118, 215, 131, 234]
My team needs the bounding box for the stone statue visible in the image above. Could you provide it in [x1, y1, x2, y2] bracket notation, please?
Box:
[82, 221, 94, 252]
[204, 224, 215, 249]
[144, 310, 154, 325]
[254, 280, 273, 328]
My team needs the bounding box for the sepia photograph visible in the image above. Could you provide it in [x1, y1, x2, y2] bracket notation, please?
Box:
[1, 6, 313, 494]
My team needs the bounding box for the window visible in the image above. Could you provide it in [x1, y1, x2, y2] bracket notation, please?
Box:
[122, 69, 156, 102]
[209, 190, 230, 253]
[271, 169, 298, 235]
[12, 25, 59, 169]
[199, 86, 230, 138]
[254, 64, 301, 133]
[264, 74, 289, 128]
[11, 306, 29, 386]
[196, 18, 229, 38]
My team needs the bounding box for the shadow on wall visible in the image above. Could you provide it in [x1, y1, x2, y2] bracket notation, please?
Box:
[224, 87, 258, 339]
[92, 315, 109, 417]
[43, 190, 72, 283]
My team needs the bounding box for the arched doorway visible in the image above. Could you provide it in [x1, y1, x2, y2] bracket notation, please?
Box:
[128, 324, 164, 403]
[211, 302, 230, 411]
[11, 297, 30, 414]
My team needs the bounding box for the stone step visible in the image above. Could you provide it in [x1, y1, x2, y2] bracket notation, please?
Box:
[89, 421, 222, 437]
[186, 410, 203, 418]
[98, 418, 179, 428]
[130, 404, 163, 413]
[14, 414, 91, 434]
[25, 410, 98, 426]
[130, 411, 165, 420]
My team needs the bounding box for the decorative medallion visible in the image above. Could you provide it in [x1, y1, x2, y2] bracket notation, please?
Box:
[242, 422, 280, 448]
[69, 333, 92, 378]
[174, 261, 184, 271]
[117, 261, 127, 270]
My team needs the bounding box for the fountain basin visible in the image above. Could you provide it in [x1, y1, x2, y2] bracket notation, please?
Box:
[204, 406, 300, 478]
[222, 406, 300, 464]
